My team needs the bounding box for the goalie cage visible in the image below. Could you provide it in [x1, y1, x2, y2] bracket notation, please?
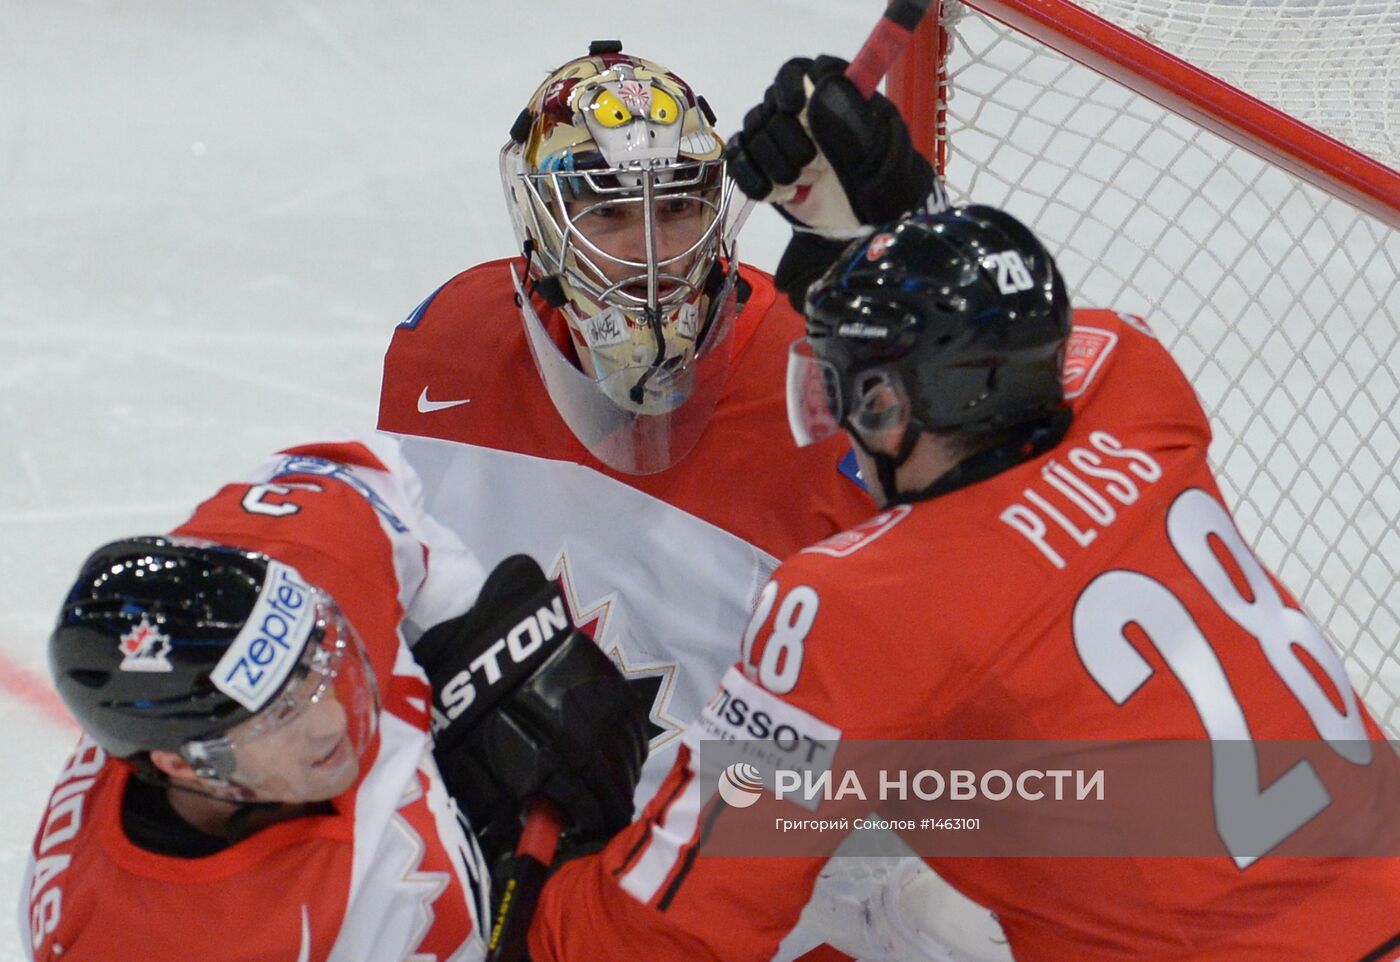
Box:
[885, 0, 1400, 735]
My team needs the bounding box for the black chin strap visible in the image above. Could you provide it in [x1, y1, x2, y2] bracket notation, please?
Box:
[849, 421, 922, 505]
[224, 799, 327, 844]
[131, 767, 313, 850]
[861, 409, 1073, 507]
[692, 259, 731, 351]
[629, 305, 670, 405]
[628, 259, 736, 406]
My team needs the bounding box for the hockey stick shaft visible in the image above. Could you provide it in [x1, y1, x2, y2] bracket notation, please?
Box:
[485, 799, 563, 962]
[845, 0, 938, 97]
[730, 0, 938, 227]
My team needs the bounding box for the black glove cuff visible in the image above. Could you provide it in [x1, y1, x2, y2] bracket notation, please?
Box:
[806, 73, 935, 226]
[775, 232, 859, 312]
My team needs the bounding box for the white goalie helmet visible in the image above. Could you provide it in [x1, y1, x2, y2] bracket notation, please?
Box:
[501, 40, 741, 474]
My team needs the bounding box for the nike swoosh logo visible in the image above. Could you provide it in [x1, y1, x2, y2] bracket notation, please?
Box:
[296, 904, 311, 962]
[417, 387, 471, 413]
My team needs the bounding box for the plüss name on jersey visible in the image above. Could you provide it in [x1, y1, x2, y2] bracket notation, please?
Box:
[1000, 430, 1163, 569]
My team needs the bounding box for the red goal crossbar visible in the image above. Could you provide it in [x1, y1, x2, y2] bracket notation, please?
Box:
[888, 0, 1400, 229]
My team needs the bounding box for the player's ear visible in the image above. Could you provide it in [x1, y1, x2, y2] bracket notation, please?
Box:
[149, 748, 198, 782]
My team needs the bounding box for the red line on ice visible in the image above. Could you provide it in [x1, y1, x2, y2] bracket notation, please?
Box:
[0, 652, 77, 731]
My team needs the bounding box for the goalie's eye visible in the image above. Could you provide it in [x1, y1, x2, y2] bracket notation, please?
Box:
[648, 87, 681, 125]
[589, 90, 633, 128]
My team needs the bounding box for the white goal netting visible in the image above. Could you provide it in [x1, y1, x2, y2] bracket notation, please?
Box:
[915, 0, 1399, 731]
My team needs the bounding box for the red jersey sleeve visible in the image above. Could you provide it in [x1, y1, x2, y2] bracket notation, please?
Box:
[529, 745, 829, 962]
[527, 544, 920, 962]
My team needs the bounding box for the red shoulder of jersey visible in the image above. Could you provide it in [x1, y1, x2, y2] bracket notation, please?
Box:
[1058, 308, 1209, 435]
[378, 257, 774, 455]
[276, 439, 390, 473]
[379, 259, 552, 452]
[377, 259, 871, 561]
[28, 745, 353, 962]
[170, 457, 406, 684]
[743, 310, 1219, 737]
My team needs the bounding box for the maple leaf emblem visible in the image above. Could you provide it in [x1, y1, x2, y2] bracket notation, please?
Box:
[118, 616, 173, 672]
[547, 549, 682, 748]
[121, 622, 155, 655]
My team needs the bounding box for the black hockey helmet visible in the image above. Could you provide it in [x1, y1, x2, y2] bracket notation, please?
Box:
[788, 205, 1071, 501]
[799, 204, 1070, 437]
[51, 537, 322, 760]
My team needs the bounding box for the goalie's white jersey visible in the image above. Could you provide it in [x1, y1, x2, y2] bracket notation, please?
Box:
[377, 259, 872, 807]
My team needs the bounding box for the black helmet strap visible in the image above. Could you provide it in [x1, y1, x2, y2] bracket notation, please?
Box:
[887, 408, 1072, 506]
[847, 417, 922, 507]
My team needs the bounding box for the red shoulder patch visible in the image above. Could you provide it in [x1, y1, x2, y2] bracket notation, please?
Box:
[1061, 325, 1118, 399]
[801, 505, 912, 558]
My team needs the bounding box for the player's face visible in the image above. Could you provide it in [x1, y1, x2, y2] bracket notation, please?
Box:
[844, 374, 914, 509]
[565, 194, 710, 293]
[226, 670, 361, 803]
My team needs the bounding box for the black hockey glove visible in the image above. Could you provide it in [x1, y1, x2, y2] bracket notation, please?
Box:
[726, 56, 943, 309]
[727, 55, 938, 230]
[412, 555, 648, 866]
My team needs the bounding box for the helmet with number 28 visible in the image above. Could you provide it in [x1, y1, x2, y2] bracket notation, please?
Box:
[789, 206, 1072, 503]
[501, 40, 740, 475]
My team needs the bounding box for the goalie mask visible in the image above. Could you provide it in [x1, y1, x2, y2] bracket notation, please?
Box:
[501, 40, 740, 474]
[49, 537, 380, 803]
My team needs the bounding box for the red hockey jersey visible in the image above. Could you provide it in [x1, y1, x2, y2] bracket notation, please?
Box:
[22, 438, 492, 962]
[377, 259, 921, 961]
[527, 311, 1400, 962]
[377, 259, 872, 803]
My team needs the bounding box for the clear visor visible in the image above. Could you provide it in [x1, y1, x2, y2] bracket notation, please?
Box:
[513, 261, 739, 474]
[787, 339, 910, 449]
[786, 338, 845, 447]
[181, 595, 379, 803]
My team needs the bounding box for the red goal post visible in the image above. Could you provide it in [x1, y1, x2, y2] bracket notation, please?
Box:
[884, 0, 1400, 732]
[889, 0, 1400, 226]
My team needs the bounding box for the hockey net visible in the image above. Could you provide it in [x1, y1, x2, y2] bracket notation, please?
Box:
[886, 0, 1400, 735]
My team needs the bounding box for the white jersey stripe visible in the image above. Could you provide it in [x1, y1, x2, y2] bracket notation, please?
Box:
[619, 761, 711, 906]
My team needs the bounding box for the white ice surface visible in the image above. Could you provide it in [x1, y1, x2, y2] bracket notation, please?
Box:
[2, 2, 1395, 960]
[0, 2, 872, 958]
